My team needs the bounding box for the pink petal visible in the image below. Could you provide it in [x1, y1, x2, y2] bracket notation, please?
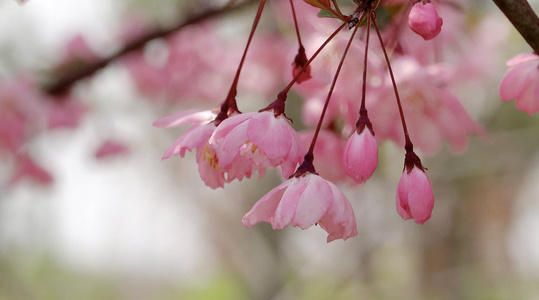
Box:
[247, 113, 292, 162]
[95, 139, 129, 159]
[290, 175, 332, 229]
[242, 180, 292, 227]
[153, 109, 215, 128]
[272, 177, 307, 229]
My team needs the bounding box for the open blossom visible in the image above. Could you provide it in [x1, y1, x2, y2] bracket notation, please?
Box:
[342, 127, 378, 184]
[154, 109, 259, 189]
[370, 58, 482, 154]
[408, 1, 443, 41]
[396, 164, 434, 224]
[499, 52, 539, 115]
[242, 173, 358, 242]
[209, 111, 303, 178]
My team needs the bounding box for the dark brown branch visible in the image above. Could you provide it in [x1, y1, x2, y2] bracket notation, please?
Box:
[43, 0, 257, 96]
[492, 0, 539, 54]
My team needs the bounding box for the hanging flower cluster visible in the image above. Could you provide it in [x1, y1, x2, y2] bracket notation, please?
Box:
[154, 0, 483, 242]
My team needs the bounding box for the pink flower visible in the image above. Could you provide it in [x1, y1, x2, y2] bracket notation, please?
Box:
[94, 139, 129, 159]
[370, 58, 483, 154]
[9, 153, 53, 186]
[242, 173, 358, 242]
[342, 127, 378, 183]
[499, 52, 539, 115]
[396, 165, 434, 224]
[154, 109, 259, 189]
[408, 1, 443, 41]
[209, 111, 303, 178]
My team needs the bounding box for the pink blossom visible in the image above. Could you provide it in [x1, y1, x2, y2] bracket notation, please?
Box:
[408, 1, 443, 41]
[209, 111, 303, 178]
[94, 139, 129, 159]
[499, 52, 539, 115]
[242, 173, 357, 242]
[154, 109, 260, 188]
[46, 99, 87, 129]
[370, 58, 482, 153]
[342, 128, 378, 183]
[9, 153, 53, 186]
[396, 166, 434, 224]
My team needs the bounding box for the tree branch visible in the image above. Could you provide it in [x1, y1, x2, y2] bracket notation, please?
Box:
[492, 0, 539, 54]
[43, 0, 257, 96]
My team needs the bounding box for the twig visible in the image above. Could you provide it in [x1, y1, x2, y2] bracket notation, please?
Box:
[43, 0, 257, 96]
[492, 0, 539, 54]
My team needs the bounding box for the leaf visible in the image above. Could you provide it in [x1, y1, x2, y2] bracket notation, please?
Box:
[303, 0, 332, 10]
[317, 9, 338, 19]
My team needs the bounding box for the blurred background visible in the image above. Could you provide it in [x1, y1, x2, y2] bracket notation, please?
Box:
[1, 0, 539, 299]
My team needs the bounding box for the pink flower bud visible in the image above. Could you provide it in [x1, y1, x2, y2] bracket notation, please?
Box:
[408, 1, 443, 41]
[396, 166, 434, 224]
[342, 129, 378, 183]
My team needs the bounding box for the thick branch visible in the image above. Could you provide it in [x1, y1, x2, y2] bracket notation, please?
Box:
[492, 0, 539, 54]
[44, 0, 256, 96]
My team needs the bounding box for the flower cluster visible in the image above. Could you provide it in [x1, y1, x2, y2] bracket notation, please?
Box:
[154, 0, 489, 241]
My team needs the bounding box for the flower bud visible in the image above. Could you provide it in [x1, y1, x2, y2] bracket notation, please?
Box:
[396, 165, 434, 224]
[408, 1, 443, 41]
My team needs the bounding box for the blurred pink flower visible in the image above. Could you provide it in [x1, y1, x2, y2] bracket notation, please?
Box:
[299, 129, 348, 183]
[46, 99, 87, 129]
[209, 111, 303, 178]
[342, 128, 378, 183]
[370, 58, 482, 153]
[396, 165, 434, 224]
[408, 1, 443, 41]
[499, 52, 539, 115]
[9, 153, 53, 186]
[242, 173, 357, 242]
[94, 139, 129, 159]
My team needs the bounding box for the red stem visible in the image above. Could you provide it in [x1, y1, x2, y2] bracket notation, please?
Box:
[307, 22, 361, 154]
[372, 10, 413, 152]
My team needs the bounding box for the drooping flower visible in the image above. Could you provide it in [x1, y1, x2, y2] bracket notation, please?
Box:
[342, 127, 378, 183]
[209, 111, 303, 178]
[154, 109, 260, 189]
[499, 52, 539, 115]
[408, 0, 443, 41]
[396, 151, 434, 224]
[242, 173, 357, 242]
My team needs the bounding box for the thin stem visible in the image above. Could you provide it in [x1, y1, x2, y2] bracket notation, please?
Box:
[359, 11, 372, 114]
[492, 0, 539, 54]
[307, 22, 361, 154]
[216, 0, 267, 123]
[226, 0, 267, 102]
[289, 0, 303, 46]
[372, 10, 413, 152]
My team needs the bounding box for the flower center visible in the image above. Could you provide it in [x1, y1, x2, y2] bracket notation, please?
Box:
[202, 146, 220, 170]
